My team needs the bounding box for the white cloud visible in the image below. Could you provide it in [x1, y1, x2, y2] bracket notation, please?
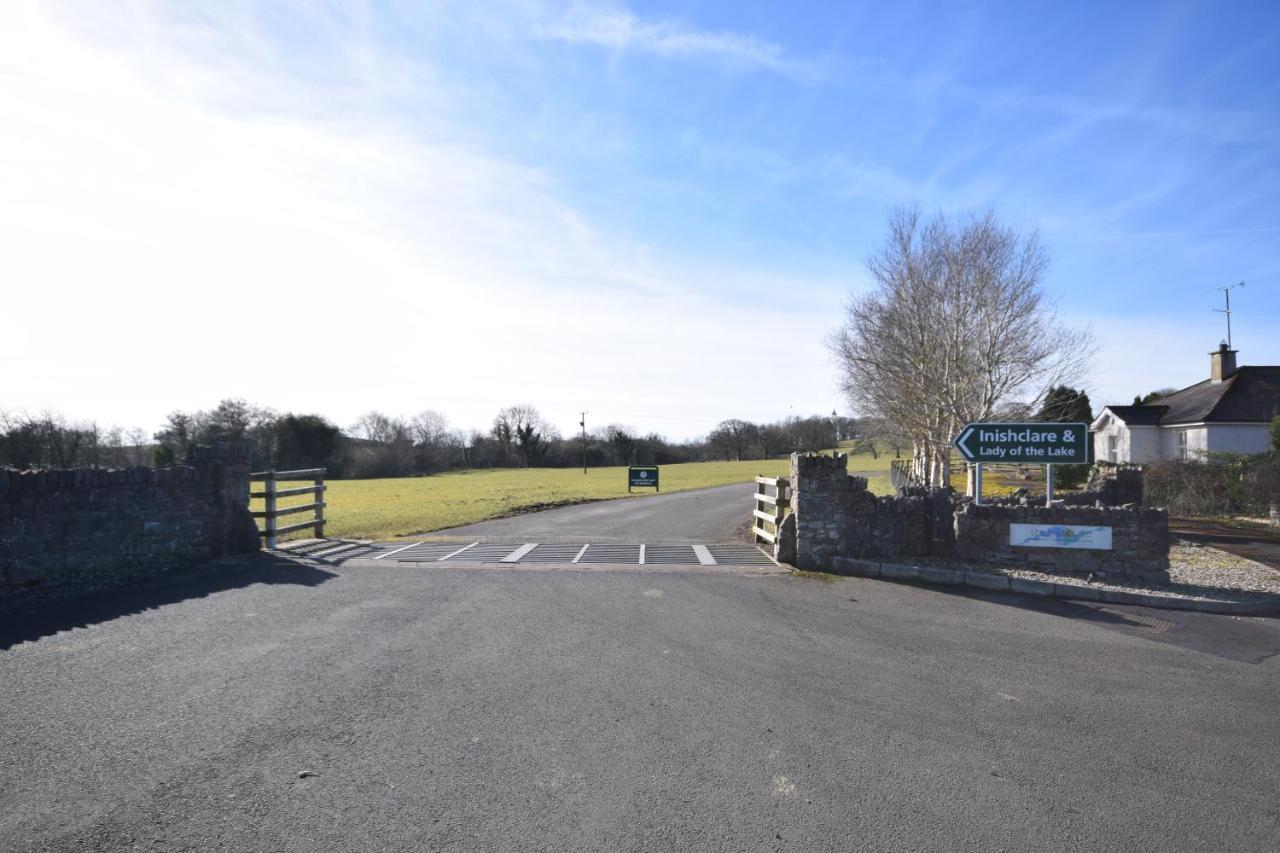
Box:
[0, 2, 841, 440]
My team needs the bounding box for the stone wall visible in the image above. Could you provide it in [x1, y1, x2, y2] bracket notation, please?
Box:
[783, 452, 1168, 581]
[954, 503, 1169, 580]
[789, 453, 953, 570]
[0, 444, 259, 611]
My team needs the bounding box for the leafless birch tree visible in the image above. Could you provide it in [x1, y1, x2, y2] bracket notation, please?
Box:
[829, 207, 1093, 488]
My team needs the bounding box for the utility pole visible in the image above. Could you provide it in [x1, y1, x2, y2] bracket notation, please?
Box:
[1210, 281, 1245, 348]
[579, 411, 587, 474]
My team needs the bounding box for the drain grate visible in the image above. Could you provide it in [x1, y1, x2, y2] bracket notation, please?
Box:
[1094, 607, 1177, 634]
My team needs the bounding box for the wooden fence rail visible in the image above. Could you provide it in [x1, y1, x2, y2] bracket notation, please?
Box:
[752, 475, 790, 546]
[249, 468, 326, 549]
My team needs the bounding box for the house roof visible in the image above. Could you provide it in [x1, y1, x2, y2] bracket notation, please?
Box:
[1100, 405, 1166, 426]
[1101, 366, 1280, 427]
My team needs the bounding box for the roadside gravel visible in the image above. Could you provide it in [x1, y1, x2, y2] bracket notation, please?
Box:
[999, 542, 1280, 602]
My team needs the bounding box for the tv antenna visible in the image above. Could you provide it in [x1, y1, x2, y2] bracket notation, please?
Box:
[1208, 281, 1245, 348]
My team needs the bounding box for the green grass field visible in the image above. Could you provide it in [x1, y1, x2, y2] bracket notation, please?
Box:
[258, 449, 895, 542]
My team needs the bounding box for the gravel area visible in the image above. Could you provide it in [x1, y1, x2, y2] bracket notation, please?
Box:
[996, 542, 1280, 602]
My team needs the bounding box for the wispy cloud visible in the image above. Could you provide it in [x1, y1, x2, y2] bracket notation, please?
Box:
[535, 3, 820, 80]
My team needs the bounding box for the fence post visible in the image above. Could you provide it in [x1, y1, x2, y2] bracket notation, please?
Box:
[313, 471, 326, 539]
[775, 478, 788, 530]
[264, 471, 277, 549]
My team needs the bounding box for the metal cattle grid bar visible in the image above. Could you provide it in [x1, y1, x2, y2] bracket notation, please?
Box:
[641, 545, 701, 565]
[579, 544, 643, 565]
[383, 543, 472, 562]
[707, 545, 777, 566]
[440, 543, 524, 562]
[520, 544, 588, 563]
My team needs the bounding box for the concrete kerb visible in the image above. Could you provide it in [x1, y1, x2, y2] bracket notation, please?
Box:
[824, 556, 1280, 616]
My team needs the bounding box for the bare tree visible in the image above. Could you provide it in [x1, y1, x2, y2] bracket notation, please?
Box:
[708, 419, 758, 461]
[605, 424, 638, 466]
[409, 410, 460, 472]
[347, 411, 414, 477]
[493, 405, 555, 467]
[350, 411, 408, 445]
[788, 416, 832, 454]
[829, 206, 1093, 488]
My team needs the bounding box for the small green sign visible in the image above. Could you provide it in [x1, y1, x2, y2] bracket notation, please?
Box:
[953, 422, 1089, 464]
[628, 466, 659, 492]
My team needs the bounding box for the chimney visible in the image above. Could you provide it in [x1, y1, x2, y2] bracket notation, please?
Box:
[1210, 342, 1237, 383]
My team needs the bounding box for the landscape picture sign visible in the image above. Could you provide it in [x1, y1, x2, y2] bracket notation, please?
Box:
[953, 422, 1089, 464]
[1010, 523, 1113, 550]
[628, 466, 659, 492]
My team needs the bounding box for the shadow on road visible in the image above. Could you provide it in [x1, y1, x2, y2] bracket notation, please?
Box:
[0, 554, 336, 650]
[919, 583, 1280, 663]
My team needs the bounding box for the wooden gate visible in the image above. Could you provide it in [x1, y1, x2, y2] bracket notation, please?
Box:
[250, 468, 327, 549]
[752, 475, 790, 546]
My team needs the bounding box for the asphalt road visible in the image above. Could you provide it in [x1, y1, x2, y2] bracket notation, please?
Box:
[434, 482, 757, 543]
[3, 554, 1279, 852]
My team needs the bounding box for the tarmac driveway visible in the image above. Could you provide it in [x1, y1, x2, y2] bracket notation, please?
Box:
[2, 553, 1278, 852]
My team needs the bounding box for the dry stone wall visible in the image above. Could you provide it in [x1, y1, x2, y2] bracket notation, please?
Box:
[954, 503, 1169, 580]
[784, 452, 1169, 582]
[0, 444, 259, 611]
[789, 453, 953, 570]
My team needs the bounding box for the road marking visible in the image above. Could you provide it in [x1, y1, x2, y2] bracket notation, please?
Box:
[692, 545, 716, 566]
[438, 542, 479, 561]
[572, 544, 589, 564]
[502, 543, 539, 563]
[638, 544, 646, 565]
[374, 541, 425, 560]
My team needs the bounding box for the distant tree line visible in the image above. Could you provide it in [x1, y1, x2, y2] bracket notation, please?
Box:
[0, 401, 872, 479]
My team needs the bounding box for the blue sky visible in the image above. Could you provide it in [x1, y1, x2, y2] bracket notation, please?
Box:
[2, 1, 1278, 439]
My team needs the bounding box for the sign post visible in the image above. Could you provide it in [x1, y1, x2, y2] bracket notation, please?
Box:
[953, 423, 1087, 504]
[628, 466, 659, 493]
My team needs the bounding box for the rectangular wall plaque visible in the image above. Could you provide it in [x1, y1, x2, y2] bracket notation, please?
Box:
[1010, 523, 1113, 550]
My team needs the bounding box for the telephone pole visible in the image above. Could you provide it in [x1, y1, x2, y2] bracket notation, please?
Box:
[580, 411, 587, 474]
[1210, 281, 1245, 348]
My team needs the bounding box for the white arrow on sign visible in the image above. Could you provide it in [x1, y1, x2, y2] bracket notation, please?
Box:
[954, 426, 977, 461]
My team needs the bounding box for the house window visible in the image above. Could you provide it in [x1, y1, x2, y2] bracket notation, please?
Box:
[1107, 434, 1117, 462]
[1178, 430, 1188, 460]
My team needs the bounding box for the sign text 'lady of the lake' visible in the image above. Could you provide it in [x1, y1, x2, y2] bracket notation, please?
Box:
[953, 422, 1089, 464]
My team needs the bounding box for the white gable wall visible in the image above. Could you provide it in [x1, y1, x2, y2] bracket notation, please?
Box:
[1091, 413, 1164, 463]
[1092, 413, 1125, 462]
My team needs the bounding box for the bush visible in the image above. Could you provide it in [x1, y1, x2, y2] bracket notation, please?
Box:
[1144, 453, 1280, 516]
[1052, 463, 1090, 491]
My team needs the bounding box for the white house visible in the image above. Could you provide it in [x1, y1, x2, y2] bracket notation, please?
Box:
[1091, 344, 1280, 463]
